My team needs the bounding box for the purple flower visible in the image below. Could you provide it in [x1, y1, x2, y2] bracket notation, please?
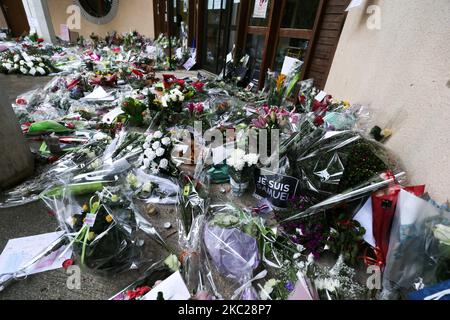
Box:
[285, 282, 295, 292]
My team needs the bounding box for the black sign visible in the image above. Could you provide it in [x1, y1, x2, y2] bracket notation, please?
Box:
[254, 169, 299, 209]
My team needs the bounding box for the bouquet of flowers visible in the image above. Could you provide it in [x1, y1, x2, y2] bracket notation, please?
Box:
[203, 204, 262, 299]
[0, 50, 57, 76]
[121, 97, 148, 126]
[226, 148, 259, 197]
[139, 130, 176, 176]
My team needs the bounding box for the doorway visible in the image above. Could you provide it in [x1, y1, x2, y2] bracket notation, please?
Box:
[0, 0, 30, 37]
[202, 0, 239, 74]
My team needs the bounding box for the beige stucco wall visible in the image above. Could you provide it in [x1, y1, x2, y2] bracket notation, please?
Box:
[47, 0, 155, 39]
[325, 0, 450, 203]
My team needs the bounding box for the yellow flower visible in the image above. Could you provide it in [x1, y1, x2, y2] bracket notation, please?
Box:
[88, 231, 96, 241]
[276, 74, 286, 92]
[343, 100, 351, 109]
[105, 214, 114, 223]
[164, 254, 181, 272]
[82, 204, 89, 212]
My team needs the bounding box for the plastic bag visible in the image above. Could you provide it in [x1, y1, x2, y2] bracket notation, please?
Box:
[380, 190, 450, 299]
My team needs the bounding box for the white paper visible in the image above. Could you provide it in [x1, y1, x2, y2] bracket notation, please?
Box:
[82, 86, 115, 102]
[281, 56, 300, 76]
[143, 271, 190, 300]
[60, 24, 70, 41]
[226, 52, 233, 63]
[212, 145, 228, 165]
[346, 0, 364, 11]
[253, 0, 269, 18]
[0, 232, 72, 284]
[183, 57, 196, 71]
[396, 190, 437, 226]
[102, 107, 124, 124]
[314, 90, 327, 102]
[354, 197, 376, 247]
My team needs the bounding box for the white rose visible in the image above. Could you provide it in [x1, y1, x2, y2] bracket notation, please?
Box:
[14, 64, 18, 69]
[37, 67, 46, 75]
[161, 137, 171, 146]
[39, 63, 45, 67]
[145, 134, 154, 142]
[14, 55, 20, 62]
[153, 131, 163, 139]
[20, 67, 28, 74]
[19, 60, 25, 66]
[179, 95, 185, 102]
[155, 147, 165, 157]
[170, 94, 177, 101]
[143, 142, 150, 149]
[26, 61, 34, 68]
[159, 158, 169, 169]
[3, 63, 12, 70]
[29, 67, 37, 76]
[152, 141, 161, 150]
[144, 149, 156, 161]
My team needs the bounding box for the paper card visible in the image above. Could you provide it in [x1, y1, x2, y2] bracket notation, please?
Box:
[288, 273, 315, 300]
[353, 197, 376, 247]
[183, 57, 196, 71]
[281, 56, 301, 76]
[60, 24, 70, 41]
[253, 0, 269, 19]
[212, 145, 228, 165]
[226, 52, 233, 63]
[0, 232, 72, 283]
[346, 0, 365, 11]
[102, 107, 124, 124]
[143, 271, 191, 300]
[314, 90, 327, 102]
[84, 213, 97, 227]
[82, 86, 114, 101]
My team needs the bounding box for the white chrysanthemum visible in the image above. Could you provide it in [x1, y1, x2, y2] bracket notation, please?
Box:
[151, 167, 160, 175]
[159, 158, 169, 169]
[152, 141, 161, 150]
[143, 142, 150, 149]
[161, 137, 171, 146]
[153, 131, 163, 139]
[227, 149, 246, 171]
[155, 147, 165, 157]
[243, 153, 259, 166]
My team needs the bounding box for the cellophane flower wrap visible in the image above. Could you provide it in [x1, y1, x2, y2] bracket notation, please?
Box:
[202, 204, 261, 300]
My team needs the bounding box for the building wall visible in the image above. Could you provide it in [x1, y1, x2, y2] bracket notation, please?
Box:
[46, 0, 155, 39]
[0, 7, 8, 28]
[325, 0, 450, 202]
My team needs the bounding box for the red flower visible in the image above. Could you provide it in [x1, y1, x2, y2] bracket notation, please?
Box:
[16, 98, 27, 105]
[37, 38, 44, 43]
[132, 69, 144, 78]
[112, 47, 121, 53]
[299, 95, 306, 104]
[126, 290, 137, 300]
[192, 81, 205, 91]
[314, 116, 324, 126]
[62, 259, 74, 270]
[66, 123, 75, 130]
[48, 156, 60, 163]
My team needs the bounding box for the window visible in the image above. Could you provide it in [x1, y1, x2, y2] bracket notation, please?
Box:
[76, 0, 119, 24]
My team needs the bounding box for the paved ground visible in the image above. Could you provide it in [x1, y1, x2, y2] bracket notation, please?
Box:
[0, 71, 209, 300]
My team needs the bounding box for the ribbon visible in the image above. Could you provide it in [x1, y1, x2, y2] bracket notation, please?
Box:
[361, 246, 385, 268]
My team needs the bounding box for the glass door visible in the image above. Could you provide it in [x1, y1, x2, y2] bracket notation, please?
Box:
[202, 0, 239, 74]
